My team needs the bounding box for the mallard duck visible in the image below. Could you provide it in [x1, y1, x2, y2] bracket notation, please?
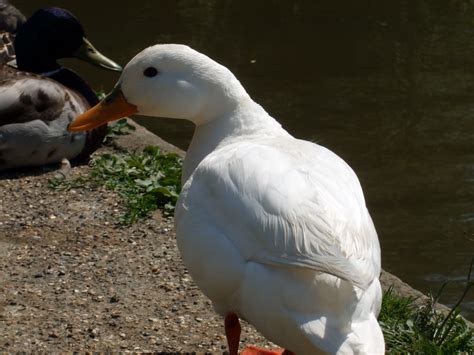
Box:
[0, 0, 25, 33]
[0, 30, 14, 64]
[69, 44, 385, 354]
[0, 0, 23, 64]
[0, 7, 121, 171]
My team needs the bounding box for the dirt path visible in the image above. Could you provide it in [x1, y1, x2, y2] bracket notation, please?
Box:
[0, 145, 274, 352]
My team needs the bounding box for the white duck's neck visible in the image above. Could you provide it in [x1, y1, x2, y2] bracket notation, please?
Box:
[182, 97, 286, 183]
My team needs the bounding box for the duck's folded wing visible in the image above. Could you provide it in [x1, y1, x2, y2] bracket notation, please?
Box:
[182, 141, 381, 290]
[0, 67, 87, 126]
[0, 32, 15, 65]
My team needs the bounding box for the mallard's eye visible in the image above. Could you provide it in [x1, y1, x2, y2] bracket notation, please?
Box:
[143, 67, 158, 77]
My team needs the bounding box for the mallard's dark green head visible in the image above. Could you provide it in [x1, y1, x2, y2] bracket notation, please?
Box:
[14, 7, 121, 73]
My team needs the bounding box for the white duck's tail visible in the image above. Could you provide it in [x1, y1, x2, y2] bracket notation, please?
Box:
[343, 277, 385, 354]
[315, 277, 385, 354]
[345, 315, 385, 354]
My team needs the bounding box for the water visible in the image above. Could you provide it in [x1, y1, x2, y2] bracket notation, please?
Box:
[14, 0, 474, 319]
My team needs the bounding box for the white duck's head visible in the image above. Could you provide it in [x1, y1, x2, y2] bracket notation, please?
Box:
[69, 44, 249, 131]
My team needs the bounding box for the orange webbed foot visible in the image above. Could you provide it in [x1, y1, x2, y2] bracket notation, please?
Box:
[241, 345, 291, 355]
[225, 313, 293, 355]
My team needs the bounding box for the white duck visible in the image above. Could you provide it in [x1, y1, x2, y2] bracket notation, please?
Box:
[69, 44, 385, 354]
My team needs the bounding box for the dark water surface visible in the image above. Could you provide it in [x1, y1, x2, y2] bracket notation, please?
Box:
[15, 0, 474, 319]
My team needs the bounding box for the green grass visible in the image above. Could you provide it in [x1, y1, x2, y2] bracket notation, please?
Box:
[49, 146, 182, 224]
[381, 260, 474, 353]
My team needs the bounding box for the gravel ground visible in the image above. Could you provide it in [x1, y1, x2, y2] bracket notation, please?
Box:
[0, 151, 274, 353]
[0, 122, 470, 353]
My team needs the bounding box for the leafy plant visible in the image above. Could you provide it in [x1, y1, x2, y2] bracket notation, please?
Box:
[48, 175, 90, 191]
[104, 118, 136, 144]
[95, 90, 107, 101]
[95, 91, 136, 143]
[380, 259, 474, 353]
[49, 146, 182, 224]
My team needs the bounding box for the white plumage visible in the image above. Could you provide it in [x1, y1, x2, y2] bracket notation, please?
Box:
[70, 44, 385, 354]
[175, 105, 384, 355]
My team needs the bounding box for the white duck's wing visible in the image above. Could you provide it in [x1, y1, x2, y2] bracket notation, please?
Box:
[181, 138, 380, 290]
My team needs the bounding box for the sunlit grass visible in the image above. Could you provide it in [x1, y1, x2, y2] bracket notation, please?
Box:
[49, 146, 182, 224]
[381, 260, 474, 353]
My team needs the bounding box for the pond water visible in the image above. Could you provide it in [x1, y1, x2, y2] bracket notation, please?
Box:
[14, 0, 474, 319]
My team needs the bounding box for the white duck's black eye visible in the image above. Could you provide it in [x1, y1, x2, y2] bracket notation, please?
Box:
[143, 67, 158, 77]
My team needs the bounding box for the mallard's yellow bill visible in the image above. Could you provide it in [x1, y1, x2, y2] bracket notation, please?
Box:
[69, 89, 137, 132]
[73, 37, 122, 72]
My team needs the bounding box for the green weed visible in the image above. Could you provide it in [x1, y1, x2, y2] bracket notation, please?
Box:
[49, 146, 182, 224]
[381, 260, 474, 353]
[104, 118, 136, 144]
[96, 91, 136, 143]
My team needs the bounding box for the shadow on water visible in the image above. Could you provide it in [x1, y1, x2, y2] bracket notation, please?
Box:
[13, 0, 474, 319]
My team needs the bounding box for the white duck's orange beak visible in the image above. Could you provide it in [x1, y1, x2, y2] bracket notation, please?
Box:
[68, 87, 137, 132]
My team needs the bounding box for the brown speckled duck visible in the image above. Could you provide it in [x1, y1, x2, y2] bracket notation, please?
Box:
[0, 0, 24, 64]
[0, 7, 121, 171]
[0, 0, 25, 34]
